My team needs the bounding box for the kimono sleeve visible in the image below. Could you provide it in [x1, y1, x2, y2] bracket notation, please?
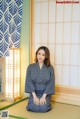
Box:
[44, 66, 55, 95]
[25, 65, 35, 93]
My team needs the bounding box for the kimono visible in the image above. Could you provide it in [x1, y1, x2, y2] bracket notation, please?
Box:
[25, 62, 55, 112]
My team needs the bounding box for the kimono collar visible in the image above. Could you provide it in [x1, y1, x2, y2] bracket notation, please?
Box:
[36, 62, 46, 70]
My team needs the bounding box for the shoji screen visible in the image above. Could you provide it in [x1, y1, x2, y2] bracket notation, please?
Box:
[6, 49, 21, 100]
[30, 0, 80, 105]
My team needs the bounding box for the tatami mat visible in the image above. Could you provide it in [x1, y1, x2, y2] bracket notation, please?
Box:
[4, 99, 80, 119]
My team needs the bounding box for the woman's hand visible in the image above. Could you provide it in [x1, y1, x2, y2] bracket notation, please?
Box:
[32, 92, 39, 105]
[33, 96, 40, 105]
[40, 97, 46, 105]
[40, 94, 47, 105]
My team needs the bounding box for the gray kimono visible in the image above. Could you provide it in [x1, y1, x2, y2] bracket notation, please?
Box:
[25, 62, 55, 112]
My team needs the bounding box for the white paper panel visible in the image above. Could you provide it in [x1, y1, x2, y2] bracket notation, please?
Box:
[62, 66, 70, 86]
[78, 67, 80, 87]
[71, 23, 79, 43]
[34, 0, 48, 2]
[72, 4, 80, 21]
[55, 45, 62, 64]
[71, 45, 79, 65]
[55, 65, 62, 85]
[63, 45, 70, 65]
[64, 4, 72, 22]
[49, 24, 55, 43]
[70, 66, 78, 87]
[49, 1, 56, 22]
[63, 23, 71, 44]
[34, 0, 42, 2]
[49, 44, 55, 64]
[35, 24, 41, 43]
[56, 4, 64, 22]
[35, 3, 41, 23]
[35, 44, 39, 53]
[42, 2, 48, 23]
[79, 46, 80, 65]
[34, 44, 47, 54]
[56, 23, 63, 43]
[42, 0, 48, 1]
[41, 24, 48, 43]
[34, 44, 40, 54]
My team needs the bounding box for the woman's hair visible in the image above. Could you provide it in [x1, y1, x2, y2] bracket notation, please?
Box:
[35, 46, 51, 67]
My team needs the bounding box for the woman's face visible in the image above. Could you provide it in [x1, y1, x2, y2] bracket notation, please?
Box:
[37, 49, 45, 63]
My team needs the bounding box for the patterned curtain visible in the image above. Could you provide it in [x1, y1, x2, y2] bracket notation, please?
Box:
[0, 0, 23, 57]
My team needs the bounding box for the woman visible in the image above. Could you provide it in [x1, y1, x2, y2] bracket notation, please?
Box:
[25, 46, 55, 112]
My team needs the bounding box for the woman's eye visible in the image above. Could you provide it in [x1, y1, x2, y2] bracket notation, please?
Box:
[38, 53, 41, 55]
[38, 53, 45, 56]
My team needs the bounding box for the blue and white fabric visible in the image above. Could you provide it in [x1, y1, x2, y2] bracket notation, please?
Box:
[0, 0, 23, 57]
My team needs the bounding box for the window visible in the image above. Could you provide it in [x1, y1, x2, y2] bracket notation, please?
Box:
[30, 0, 80, 88]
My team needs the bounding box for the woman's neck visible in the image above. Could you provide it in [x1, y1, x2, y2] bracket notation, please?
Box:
[38, 62, 44, 69]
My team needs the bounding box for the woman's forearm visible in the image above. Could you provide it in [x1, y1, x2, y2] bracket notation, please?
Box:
[32, 92, 39, 105]
[32, 92, 37, 98]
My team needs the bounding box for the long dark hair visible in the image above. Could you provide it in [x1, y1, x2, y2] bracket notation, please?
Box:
[35, 46, 51, 67]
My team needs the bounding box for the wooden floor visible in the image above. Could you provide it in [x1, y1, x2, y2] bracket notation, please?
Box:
[5, 99, 80, 119]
